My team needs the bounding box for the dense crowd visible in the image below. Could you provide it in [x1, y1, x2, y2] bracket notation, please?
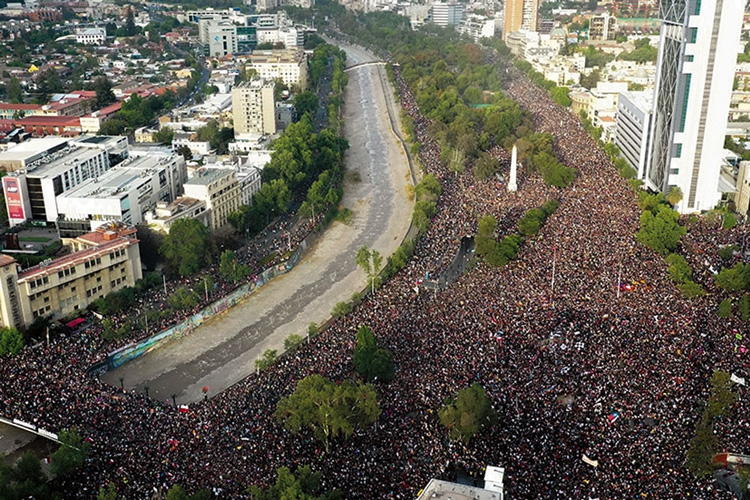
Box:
[0, 45, 748, 500]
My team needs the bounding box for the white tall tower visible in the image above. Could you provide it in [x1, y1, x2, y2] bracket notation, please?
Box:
[508, 144, 518, 192]
[647, 0, 743, 213]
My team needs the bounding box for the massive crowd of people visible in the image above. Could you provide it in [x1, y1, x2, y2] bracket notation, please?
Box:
[0, 43, 748, 500]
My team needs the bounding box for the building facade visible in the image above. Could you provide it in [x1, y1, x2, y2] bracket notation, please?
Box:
[232, 78, 276, 136]
[647, 0, 743, 212]
[0, 229, 142, 329]
[503, 0, 538, 40]
[243, 49, 308, 89]
[430, 2, 465, 26]
[615, 91, 654, 179]
[183, 168, 241, 231]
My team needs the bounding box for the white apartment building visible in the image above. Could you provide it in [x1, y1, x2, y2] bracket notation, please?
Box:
[430, 2, 465, 26]
[183, 168, 241, 231]
[243, 49, 308, 89]
[55, 153, 187, 236]
[76, 27, 106, 45]
[615, 91, 654, 179]
[232, 78, 277, 136]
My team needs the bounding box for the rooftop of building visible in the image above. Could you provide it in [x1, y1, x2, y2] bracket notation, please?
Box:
[0, 254, 17, 267]
[58, 154, 180, 200]
[416, 480, 501, 500]
[234, 78, 275, 90]
[75, 223, 137, 246]
[246, 48, 305, 64]
[24, 146, 104, 178]
[0, 137, 70, 162]
[0, 103, 43, 111]
[17, 115, 81, 126]
[152, 196, 206, 218]
[18, 237, 136, 281]
[185, 167, 234, 186]
[619, 90, 653, 111]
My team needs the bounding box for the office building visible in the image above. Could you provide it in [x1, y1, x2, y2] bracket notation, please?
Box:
[0, 225, 142, 329]
[647, 0, 743, 212]
[183, 168, 241, 231]
[503, 0, 538, 40]
[55, 153, 187, 236]
[232, 79, 276, 136]
[430, 2, 465, 26]
[199, 19, 238, 57]
[615, 91, 654, 179]
[243, 49, 308, 89]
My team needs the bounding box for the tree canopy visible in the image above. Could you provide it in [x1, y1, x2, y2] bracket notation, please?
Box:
[635, 206, 686, 255]
[352, 325, 394, 383]
[275, 374, 380, 452]
[51, 428, 90, 478]
[247, 465, 341, 500]
[160, 218, 213, 277]
[439, 383, 496, 442]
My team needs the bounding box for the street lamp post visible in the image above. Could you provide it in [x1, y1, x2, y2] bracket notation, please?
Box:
[119, 377, 124, 390]
[144, 386, 149, 398]
[171, 394, 177, 408]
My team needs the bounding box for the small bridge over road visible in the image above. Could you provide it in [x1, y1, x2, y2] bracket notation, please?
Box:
[344, 61, 388, 72]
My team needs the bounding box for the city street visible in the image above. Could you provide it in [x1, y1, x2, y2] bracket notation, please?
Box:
[102, 44, 414, 404]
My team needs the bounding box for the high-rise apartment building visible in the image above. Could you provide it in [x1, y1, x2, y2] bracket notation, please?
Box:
[647, 0, 743, 213]
[430, 2, 465, 26]
[503, 0, 538, 40]
[232, 79, 277, 136]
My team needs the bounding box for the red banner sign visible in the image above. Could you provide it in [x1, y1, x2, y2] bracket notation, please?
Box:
[3, 177, 24, 220]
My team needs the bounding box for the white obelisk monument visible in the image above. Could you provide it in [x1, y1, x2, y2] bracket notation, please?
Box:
[507, 144, 518, 192]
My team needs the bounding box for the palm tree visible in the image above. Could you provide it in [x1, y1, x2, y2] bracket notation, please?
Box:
[666, 186, 683, 207]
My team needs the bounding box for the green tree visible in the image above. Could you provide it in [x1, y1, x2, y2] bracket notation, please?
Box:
[718, 298, 733, 318]
[126, 7, 137, 37]
[356, 246, 383, 294]
[274, 374, 380, 453]
[665, 186, 683, 207]
[474, 153, 499, 181]
[168, 287, 200, 310]
[97, 119, 128, 136]
[666, 253, 692, 283]
[715, 263, 750, 292]
[439, 383, 496, 442]
[352, 325, 394, 383]
[518, 208, 546, 237]
[98, 482, 123, 500]
[247, 465, 341, 500]
[284, 333, 305, 352]
[724, 212, 737, 230]
[160, 218, 213, 277]
[255, 349, 277, 370]
[293, 91, 319, 118]
[475, 215, 498, 258]
[153, 128, 175, 145]
[635, 206, 686, 255]
[219, 249, 249, 282]
[176, 145, 193, 161]
[93, 76, 117, 109]
[0, 327, 24, 356]
[740, 294, 750, 321]
[51, 428, 89, 478]
[7, 76, 23, 103]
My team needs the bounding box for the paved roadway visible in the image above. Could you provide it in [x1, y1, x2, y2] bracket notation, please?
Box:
[102, 44, 414, 404]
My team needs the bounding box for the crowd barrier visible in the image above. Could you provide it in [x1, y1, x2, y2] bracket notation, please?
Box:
[89, 238, 310, 375]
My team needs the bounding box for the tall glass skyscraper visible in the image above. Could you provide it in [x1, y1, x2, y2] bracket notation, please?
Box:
[647, 0, 742, 212]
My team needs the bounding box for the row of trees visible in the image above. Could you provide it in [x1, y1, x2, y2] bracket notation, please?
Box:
[685, 371, 737, 477]
[476, 200, 559, 267]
